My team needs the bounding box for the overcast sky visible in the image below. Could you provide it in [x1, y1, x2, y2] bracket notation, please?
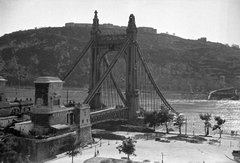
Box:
[1, 0, 240, 46]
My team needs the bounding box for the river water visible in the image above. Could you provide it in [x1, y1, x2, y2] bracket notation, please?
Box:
[6, 88, 240, 135]
[167, 99, 240, 135]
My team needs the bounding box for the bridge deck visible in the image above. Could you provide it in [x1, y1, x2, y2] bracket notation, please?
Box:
[90, 107, 128, 124]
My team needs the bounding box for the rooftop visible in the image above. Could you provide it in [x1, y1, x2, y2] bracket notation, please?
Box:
[15, 120, 32, 125]
[0, 76, 7, 82]
[0, 116, 17, 120]
[34, 76, 64, 83]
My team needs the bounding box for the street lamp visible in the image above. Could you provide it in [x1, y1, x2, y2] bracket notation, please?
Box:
[161, 152, 164, 163]
[116, 127, 119, 144]
[193, 122, 196, 136]
[94, 145, 97, 157]
[185, 118, 188, 135]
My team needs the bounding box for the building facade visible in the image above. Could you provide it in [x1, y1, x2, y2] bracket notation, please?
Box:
[0, 76, 33, 118]
[0, 76, 92, 162]
[29, 76, 92, 141]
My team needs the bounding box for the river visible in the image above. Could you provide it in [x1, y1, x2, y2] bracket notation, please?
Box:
[168, 99, 240, 135]
[5, 88, 240, 135]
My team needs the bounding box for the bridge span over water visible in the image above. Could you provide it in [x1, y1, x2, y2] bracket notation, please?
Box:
[63, 11, 179, 124]
[90, 107, 129, 125]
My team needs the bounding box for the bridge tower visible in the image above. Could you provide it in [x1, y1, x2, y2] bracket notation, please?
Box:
[89, 10, 102, 109]
[63, 11, 178, 124]
[125, 14, 139, 122]
[88, 11, 139, 122]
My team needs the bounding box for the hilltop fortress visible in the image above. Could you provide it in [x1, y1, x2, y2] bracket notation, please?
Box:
[65, 22, 157, 34]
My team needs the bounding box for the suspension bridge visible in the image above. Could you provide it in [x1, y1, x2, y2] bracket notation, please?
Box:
[63, 11, 179, 124]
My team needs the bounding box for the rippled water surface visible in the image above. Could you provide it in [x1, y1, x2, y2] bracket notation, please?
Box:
[168, 99, 240, 134]
[5, 88, 240, 134]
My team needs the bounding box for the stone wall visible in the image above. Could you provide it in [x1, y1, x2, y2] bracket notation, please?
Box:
[17, 133, 69, 162]
[80, 125, 92, 143]
[16, 127, 92, 162]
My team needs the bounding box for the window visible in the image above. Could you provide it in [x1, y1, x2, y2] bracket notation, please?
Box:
[53, 99, 60, 105]
[82, 120, 84, 124]
[70, 113, 73, 124]
[0, 95, 2, 102]
[54, 113, 61, 117]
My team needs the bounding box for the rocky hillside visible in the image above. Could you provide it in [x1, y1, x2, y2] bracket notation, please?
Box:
[0, 26, 240, 92]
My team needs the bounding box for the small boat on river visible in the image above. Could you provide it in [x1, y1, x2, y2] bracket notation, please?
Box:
[207, 87, 239, 100]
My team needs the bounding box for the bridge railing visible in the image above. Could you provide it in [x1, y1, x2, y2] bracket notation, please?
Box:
[90, 107, 128, 124]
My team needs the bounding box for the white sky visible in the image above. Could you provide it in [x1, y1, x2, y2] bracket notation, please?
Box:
[0, 0, 240, 45]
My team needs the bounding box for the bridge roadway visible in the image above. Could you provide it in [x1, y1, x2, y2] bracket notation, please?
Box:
[90, 106, 129, 125]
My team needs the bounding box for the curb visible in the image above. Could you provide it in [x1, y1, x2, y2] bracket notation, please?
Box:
[225, 146, 238, 162]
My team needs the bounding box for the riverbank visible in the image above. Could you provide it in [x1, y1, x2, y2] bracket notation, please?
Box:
[45, 131, 240, 163]
[4, 86, 208, 102]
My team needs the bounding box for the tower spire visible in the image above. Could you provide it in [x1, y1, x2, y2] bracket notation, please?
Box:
[91, 10, 101, 37]
[126, 14, 137, 40]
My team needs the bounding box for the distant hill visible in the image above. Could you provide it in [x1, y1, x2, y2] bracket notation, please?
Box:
[0, 26, 240, 92]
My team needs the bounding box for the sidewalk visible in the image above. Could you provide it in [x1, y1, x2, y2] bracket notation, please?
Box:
[224, 138, 240, 162]
[45, 132, 240, 163]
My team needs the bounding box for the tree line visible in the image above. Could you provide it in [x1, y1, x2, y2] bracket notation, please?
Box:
[143, 108, 226, 137]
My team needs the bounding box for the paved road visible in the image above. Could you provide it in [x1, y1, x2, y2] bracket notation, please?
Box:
[45, 131, 240, 163]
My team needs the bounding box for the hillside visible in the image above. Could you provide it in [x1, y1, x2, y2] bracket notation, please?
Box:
[0, 26, 240, 92]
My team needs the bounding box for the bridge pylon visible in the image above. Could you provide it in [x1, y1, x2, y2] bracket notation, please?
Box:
[63, 11, 178, 124]
[125, 14, 139, 122]
[88, 11, 140, 123]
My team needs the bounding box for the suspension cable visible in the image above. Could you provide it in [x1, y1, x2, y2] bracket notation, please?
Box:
[103, 56, 126, 105]
[84, 38, 131, 104]
[63, 39, 94, 81]
[136, 44, 178, 114]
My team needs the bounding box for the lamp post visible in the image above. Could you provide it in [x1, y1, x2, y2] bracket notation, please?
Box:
[193, 122, 196, 136]
[185, 118, 187, 135]
[161, 152, 164, 163]
[116, 127, 118, 144]
[94, 145, 97, 157]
